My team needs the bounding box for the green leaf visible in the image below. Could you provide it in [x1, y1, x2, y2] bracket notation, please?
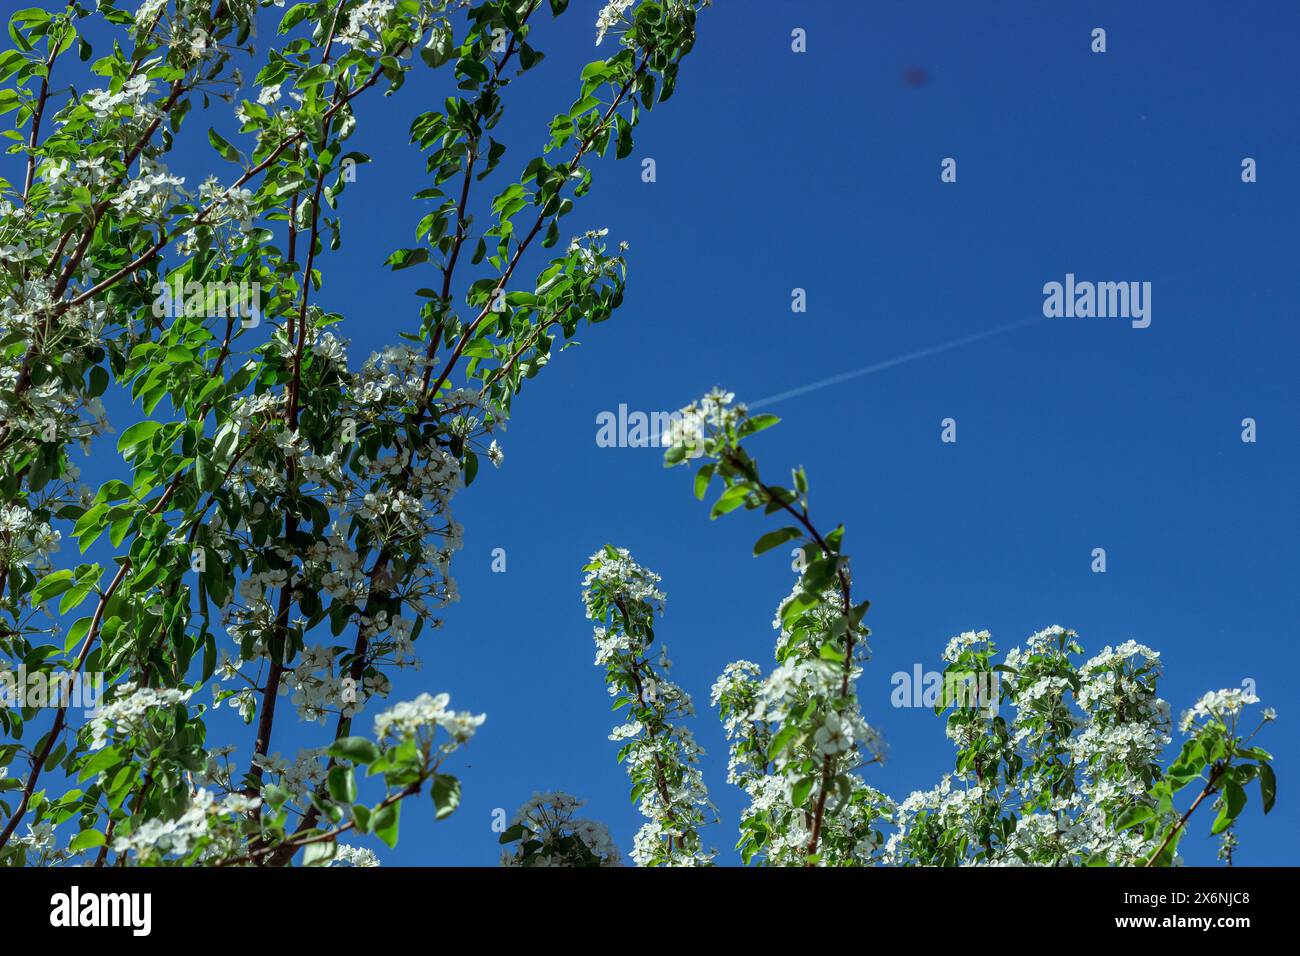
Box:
[0, 50, 24, 82]
[498, 822, 527, 844]
[1258, 763, 1276, 814]
[30, 569, 74, 605]
[384, 247, 429, 271]
[76, 746, 121, 783]
[1115, 805, 1155, 831]
[195, 454, 214, 492]
[692, 463, 714, 500]
[59, 578, 97, 615]
[302, 839, 337, 866]
[68, 829, 106, 852]
[420, 25, 452, 69]
[117, 420, 163, 455]
[108, 513, 133, 548]
[753, 526, 801, 556]
[327, 737, 381, 766]
[767, 724, 800, 761]
[430, 773, 461, 820]
[73, 504, 108, 549]
[64, 616, 92, 655]
[800, 555, 838, 594]
[739, 413, 779, 438]
[88, 365, 108, 397]
[817, 642, 846, 663]
[710, 483, 750, 519]
[790, 776, 815, 808]
[279, 2, 313, 33]
[212, 421, 240, 468]
[1211, 780, 1247, 834]
[372, 801, 400, 848]
[780, 591, 818, 630]
[327, 766, 356, 804]
[207, 127, 239, 163]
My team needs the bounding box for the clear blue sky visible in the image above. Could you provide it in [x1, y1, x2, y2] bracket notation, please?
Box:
[21, 0, 1300, 865]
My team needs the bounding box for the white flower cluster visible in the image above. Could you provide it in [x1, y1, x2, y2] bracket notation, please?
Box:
[1070, 640, 1170, 818]
[133, 0, 167, 30]
[584, 548, 715, 866]
[373, 691, 485, 744]
[0, 505, 62, 571]
[189, 284, 514, 855]
[884, 774, 981, 864]
[282, 644, 362, 725]
[250, 747, 328, 796]
[330, 844, 380, 867]
[581, 546, 665, 618]
[998, 804, 1156, 866]
[714, 576, 886, 864]
[83, 74, 158, 125]
[663, 387, 740, 457]
[112, 159, 186, 220]
[89, 684, 194, 750]
[0, 276, 113, 467]
[754, 656, 881, 761]
[595, 0, 635, 46]
[889, 628, 1187, 866]
[942, 629, 991, 663]
[1180, 687, 1260, 733]
[13, 821, 63, 866]
[210, 353, 470, 721]
[710, 660, 762, 784]
[112, 789, 261, 860]
[46, 155, 113, 194]
[198, 176, 257, 230]
[566, 228, 627, 278]
[624, 722, 714, 866]
[500, 791, 621, 867]
[336, 0, 396, 51]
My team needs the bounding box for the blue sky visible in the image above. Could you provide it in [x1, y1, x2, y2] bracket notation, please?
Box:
[14, 0, 1299, 865]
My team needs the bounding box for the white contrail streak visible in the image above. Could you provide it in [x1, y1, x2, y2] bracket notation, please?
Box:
[749, 316, 1045, 409]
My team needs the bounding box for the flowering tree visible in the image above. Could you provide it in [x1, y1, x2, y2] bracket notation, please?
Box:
[546, 392, 1277, 867]
[0, 0, 708, 866]
[886, 629, 1276, 867]
[497, 790, 621, 866]
[0, 0, 1276, 871]
[580, 545, 715, 864]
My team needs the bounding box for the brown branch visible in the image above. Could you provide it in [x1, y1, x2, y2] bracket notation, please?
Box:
[0, 337, 252, 851]
[1, 0, 389, 856]
[421, 3, 540, 386]
[422, 54, 649, 405]
[0, 559, 131, 850]
[720, 447, 855, 860]
[1144, 763, 1226, 867]
[243, 6, 357, 819]
[269, 7, 545, 864]
[63, 69, 380, 311]
[615, 596, 680, 855]
[21, 3, 76, 204]
[216, 780, 421, 867]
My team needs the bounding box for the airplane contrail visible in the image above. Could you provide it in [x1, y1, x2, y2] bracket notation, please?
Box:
[749, 315, 1045, 409]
